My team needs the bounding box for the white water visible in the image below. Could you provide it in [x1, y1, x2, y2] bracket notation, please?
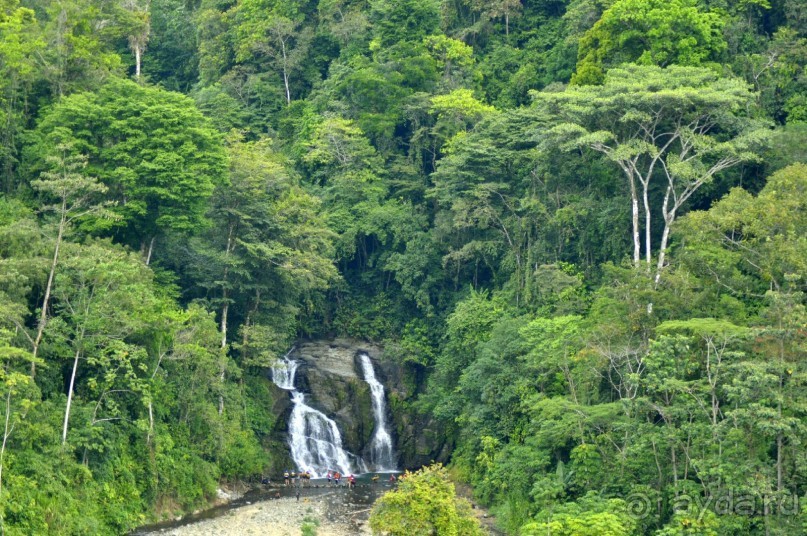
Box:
[358, 353, 396, 471]
[288, 391, 365, 477]
[271, 349, 364, 477]
[271, 350, 298, 390]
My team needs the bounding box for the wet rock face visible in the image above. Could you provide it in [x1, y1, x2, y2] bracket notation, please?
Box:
[294, 340, 378, 459]
[266, 338, 448, 473]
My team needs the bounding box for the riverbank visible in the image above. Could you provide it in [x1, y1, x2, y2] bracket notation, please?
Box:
[133, 481, 387, 535]
[139, 495, 370, 536]
[134, 475, 503, 535]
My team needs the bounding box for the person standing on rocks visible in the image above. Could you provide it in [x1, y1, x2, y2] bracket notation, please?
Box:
[327, 470, 332, 486]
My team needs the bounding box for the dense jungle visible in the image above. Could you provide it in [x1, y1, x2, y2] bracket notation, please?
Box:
[0, 0, 806, 533]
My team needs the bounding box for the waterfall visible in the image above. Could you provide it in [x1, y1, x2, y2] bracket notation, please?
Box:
[271, 350, 298, 390]
[271, 350, 364, 477]
[358, 353, 396, 471]
[288, 391, 365, 477]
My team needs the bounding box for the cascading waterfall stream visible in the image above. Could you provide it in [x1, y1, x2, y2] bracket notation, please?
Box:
[270, 349, 298, 390]
[358, 353, 396, 471]
[288, 391, 358, 476]
[271, 351, 364, 477]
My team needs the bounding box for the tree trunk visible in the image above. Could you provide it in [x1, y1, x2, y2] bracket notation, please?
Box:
[134, 45, 142, 81]
[32, 208, 66, 377]
[671, 445, 678, 492]
[220, 223, 235, 348]
[217, 223, 236, 414]
[776, 428, 783, 493]
[147, 400, 154, 446]
[218, 296, 228, 416]
[283, 70, 291, 105]
[145, 236, 155, 265]
[281, 38, 291, 105]
[218, 365, 225, 416]
[655, 213, 674, 286]
[629, 176, 640, 266]
[62, 348, 81, 444]
[220, 301, 228, 350]
[0, 390, 12, 499]
[642, 180, 652, 268]
[655, 183, 676, 285]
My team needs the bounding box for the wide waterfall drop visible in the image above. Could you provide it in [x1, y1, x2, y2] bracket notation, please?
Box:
[271, 349, 365, 477]
[358, 353, 396, 471]
[288, 391, 361, 477]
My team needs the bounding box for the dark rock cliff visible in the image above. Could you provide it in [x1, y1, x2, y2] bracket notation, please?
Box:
[263, 338, 449, 474]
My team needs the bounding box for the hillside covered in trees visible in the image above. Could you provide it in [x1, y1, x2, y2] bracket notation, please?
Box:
[0, 0, 805, 533]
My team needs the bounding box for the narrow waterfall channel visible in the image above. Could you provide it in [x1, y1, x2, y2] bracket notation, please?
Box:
[358, 353, 396, 471]
[271, 352, 365, 477]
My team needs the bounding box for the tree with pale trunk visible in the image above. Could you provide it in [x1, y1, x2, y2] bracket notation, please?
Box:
[233, 2, 312, 106]
[118, 0, 151, 81]
[474, 0, 522, 36]
[28, 144, 116, 376]
[51, 240, 156, 445]
[533, 64, 770, 284]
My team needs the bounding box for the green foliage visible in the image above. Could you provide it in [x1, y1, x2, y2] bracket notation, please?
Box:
[523, 492, 638, 536]
[300, 514, 319, 536]
[28, 78, 227, 249]
[369, 463, 485, 536]
[0, 0, 44, 191]
[572, 0, 727, 84]
[144, 0, 200, 91]
[0, 0, 804, 534]
[369, 0, 440, 49]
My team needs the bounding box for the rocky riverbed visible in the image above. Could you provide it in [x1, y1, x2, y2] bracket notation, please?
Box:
[134, 480, 504, 536]
[133, 482, 385, 536]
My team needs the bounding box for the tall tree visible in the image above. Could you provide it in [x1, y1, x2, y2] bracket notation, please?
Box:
[233, 0, 311, 105]
[51, 240, 157, 445]
[536, 64, 769, 281]
[117, 0, 151, 81]
[28, 78, 227, 263]
[28, 145, 115, 376]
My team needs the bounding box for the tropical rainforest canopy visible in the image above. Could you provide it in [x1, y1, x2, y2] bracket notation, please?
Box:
[0, 0, 805, 533]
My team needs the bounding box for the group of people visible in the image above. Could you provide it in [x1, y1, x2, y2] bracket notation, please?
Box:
[283, 469, 313, 487]
[325, 470, 356, 488]
[371, 473, 397, 484]
[279, 469, 399, 489]
[272, 468, 399, 503]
